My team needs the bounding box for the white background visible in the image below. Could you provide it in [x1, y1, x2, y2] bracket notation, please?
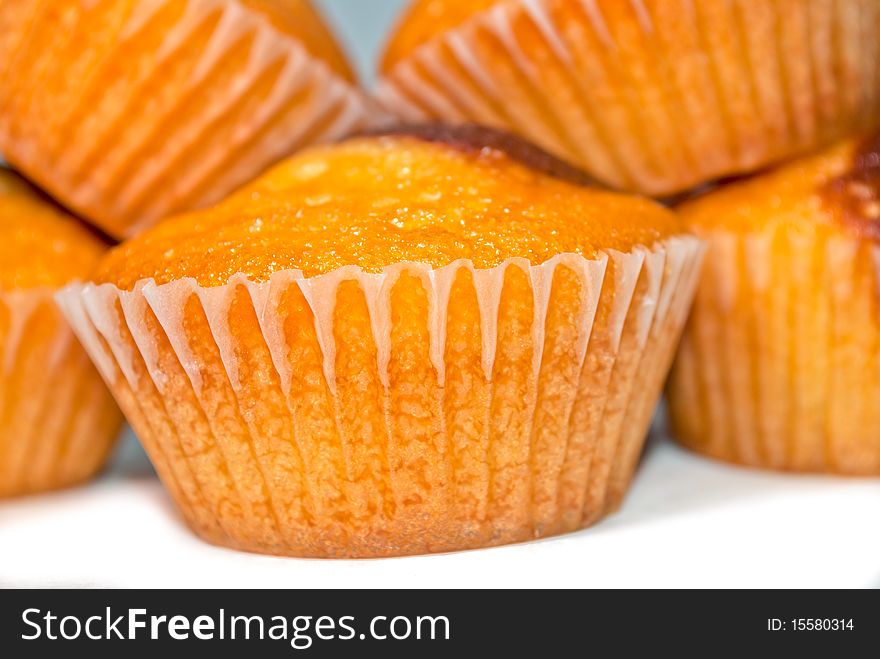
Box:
[1, 0, 878, 589]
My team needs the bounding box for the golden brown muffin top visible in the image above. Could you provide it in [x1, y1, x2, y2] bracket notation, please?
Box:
[244, 0, 356, 82]
[0, 170, 107, 290]
[95, 126, 683, 290]
[679, 132, 880, 241]
[820, 132, 880, 242]
[381, 0, 500, 72]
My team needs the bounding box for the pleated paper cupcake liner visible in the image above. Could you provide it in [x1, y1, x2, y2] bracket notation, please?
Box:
[668, 228, 880, 475]
[0, 0, 372, 239]
[57, 236, 704, 558]
[377, 0, 880, 196]
[0, 289, 123, 498]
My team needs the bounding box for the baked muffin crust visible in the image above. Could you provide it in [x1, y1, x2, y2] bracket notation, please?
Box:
[681, 132, 880, 241]
[96, 127, 682, 289]
[821, 132, 880, 242]
[0, 170, 105, 289]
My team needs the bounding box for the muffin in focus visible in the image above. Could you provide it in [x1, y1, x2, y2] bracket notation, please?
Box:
[668, 131, 880, 475]
[378, 0, 880, 196]
[0, 0, 370, 239]
[58, 126, 704, 557]
[0, 170, 123, 498]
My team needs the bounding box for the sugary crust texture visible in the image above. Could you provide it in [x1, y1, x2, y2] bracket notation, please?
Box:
[0, 290, 123, 497]
[0, 169, 106, 290]
[60, 236, 704, 557]
[820, 132, 880, 241]
[378, 0, 880, 196]
[682, 131, 879, 241]
[0, 0, 369, 238]
[368, 123, 597, 186]
[95, 131, 683, 289]
[669, 135, 880, 475]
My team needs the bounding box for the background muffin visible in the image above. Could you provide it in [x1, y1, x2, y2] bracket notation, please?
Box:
[377, 0, 880, 196]
[668, 131, 880, 475]
[58, 126, 704, 557]
[0, 0, 371, 239]
[0, 170, 123, 497]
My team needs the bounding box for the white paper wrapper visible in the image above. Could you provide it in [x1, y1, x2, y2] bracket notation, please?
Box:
[0, 0, 371, 238]
[57, 236, 704, 557]
[377, 0, 880, 195]
[0, 289, 121, 497]
[669, 227, 880, 475]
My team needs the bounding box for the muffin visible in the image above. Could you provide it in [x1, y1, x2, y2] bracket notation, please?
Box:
[668, 131, 880, 475]
[377, 0, 880, 196]
[0, 169, 123, 497]
[58, 126, 704, 557]
[0, 0, 370, 239]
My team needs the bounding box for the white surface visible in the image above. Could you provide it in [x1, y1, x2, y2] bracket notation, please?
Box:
[2, 427, 878, 589]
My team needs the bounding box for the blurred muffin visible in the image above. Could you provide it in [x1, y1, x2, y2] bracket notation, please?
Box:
[0, 0, 370, 239]
[58, 126, 704, 557]
[378, 0, 880, 196]
[0, 170, 123, 497]
[668, 131, 880, 475]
